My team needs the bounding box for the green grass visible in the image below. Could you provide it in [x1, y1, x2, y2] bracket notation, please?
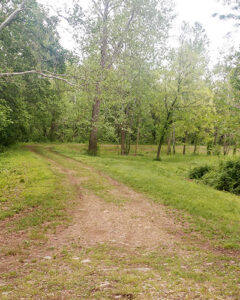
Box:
[0, 145, 74, 231]
[33, 145, 128, 205]
[1, 143, 240, 299]
[2, 243, 240, 299]
[47, 143, 240, 249]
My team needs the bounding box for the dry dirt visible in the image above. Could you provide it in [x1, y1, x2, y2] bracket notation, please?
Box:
[36, 147, 184, 251]
[0, 146, 185, 277]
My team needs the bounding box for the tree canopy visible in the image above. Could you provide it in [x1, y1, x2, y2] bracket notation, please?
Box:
[0, 0, 240, 158]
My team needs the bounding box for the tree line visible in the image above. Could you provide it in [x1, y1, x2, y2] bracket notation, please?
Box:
[0, 0, 240, 159]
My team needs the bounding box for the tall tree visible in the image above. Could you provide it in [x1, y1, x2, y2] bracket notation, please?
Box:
[154, 22, 210, 160]
[68, 0, 173, 155]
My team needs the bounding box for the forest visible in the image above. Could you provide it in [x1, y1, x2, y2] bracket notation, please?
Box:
[1, 0, 240, 159]
[1, 0, 240, 299]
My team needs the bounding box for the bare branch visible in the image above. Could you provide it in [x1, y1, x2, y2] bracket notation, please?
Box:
[0, 0, 27, 33]
[92, 0, 103, 17]
[0, 70, 80, 87]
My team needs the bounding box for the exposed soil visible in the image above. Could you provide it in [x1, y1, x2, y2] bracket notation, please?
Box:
[1, 146, 240, 299]
[30, 146, 184, 251]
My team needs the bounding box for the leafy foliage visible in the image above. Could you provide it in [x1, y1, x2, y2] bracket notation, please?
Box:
[189, 165, 212, 179]
[190, 159, 240, 195]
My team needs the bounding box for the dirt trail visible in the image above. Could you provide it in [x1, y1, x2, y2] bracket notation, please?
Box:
[30, 146, 183, 251]
[2, 147, 240, 299]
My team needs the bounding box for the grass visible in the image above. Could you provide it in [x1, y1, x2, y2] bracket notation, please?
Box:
[0, 145, 74, 231]
[1, 143, 240, 299]
[34, 145, 128, 205]
[48, 143, 240, 249]
[2, 243, 240, 299]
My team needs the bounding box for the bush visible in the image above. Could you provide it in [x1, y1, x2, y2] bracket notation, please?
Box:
[190, 159, 240, 195]
[189, 165, 212, 179]
[216, 160, 240, 194]
[202, 170, 219, 187]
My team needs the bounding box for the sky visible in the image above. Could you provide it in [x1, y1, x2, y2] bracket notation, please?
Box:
[38, 0, 240, 64]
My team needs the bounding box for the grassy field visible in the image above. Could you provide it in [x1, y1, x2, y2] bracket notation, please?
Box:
[0, 145, 74, 231]
[1, 143, 240, 299]
[48, 143, 240, 249]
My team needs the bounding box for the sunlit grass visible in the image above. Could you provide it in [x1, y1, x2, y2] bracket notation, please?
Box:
[49, 143, 240, 249]
[1, 143, 240, 299]
[0, 145, 73, 231]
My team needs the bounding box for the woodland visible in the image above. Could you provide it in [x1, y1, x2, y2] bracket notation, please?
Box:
[1, 1, 240, 299]
[0, 0, 240, 159]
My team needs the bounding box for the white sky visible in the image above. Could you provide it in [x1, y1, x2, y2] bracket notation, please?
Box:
[38, 0, 240, 64]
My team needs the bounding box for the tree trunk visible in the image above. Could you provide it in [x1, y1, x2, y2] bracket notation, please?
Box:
[223, 134, 229, 156]
[88, 3, 109, 155]
[172, 126, 176, 155]
[193, 135, 198, 154]
[135, 126, 140, 156]
[156, 133, 164, 160]
[167, 135, 172, 155]
[213, 127, 218, 146]
[121, 129, 126, 155]
[156, 112, 172, 160]
[183, 131, 187, 155]
[233, 141, 237, 155]
[88, 96, 100, 156]
[126, 134, 131, 155]
[43, 127, 47, 138]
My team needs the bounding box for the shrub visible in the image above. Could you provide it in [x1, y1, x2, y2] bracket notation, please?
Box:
[189, 165, 212, 179]
[215, 160, 240, 194]
[202, 170, 219, 187]
[190, 159, 240, 195]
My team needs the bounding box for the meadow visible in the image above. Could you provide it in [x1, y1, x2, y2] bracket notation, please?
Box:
[1, 143, 240, 299]
[50, 143, 240, 249]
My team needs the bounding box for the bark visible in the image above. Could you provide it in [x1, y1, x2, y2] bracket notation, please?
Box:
[126, 134, 131, 155]
[88, 2, 109, 155]
[120, 129, 126, 155]
[156, 133, 165, 160]
[167, 135, 172, 155]
[156, 117, 171, 160]
[213, 127, 218, 146]
[0, 70, 78, 86]
[135, 126, 140, 156]
[156, 93, 179, 160]
[193, 135, 198, 154]
[223, 134, 229, 156]
[43, 127, 47, 138]
[183, 131, 187, 155]
[88, 95, 100, 155]
[172, 126, 176, 155]
[87, 2, 136, 155]
[233, 141, 237, 155]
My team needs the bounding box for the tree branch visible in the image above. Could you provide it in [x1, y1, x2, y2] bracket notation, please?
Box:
[92, 0, 103, 17]
[107, 9, 135, 68]
[0, 0, 27, 33]
[0, 70, 80, 87]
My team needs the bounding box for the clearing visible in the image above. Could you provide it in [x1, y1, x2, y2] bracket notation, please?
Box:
[0, 144, 240, 299]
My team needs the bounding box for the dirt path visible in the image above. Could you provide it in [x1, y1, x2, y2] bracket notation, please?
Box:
[1, 146, 239, 299]
[31, 146, 183, 251]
